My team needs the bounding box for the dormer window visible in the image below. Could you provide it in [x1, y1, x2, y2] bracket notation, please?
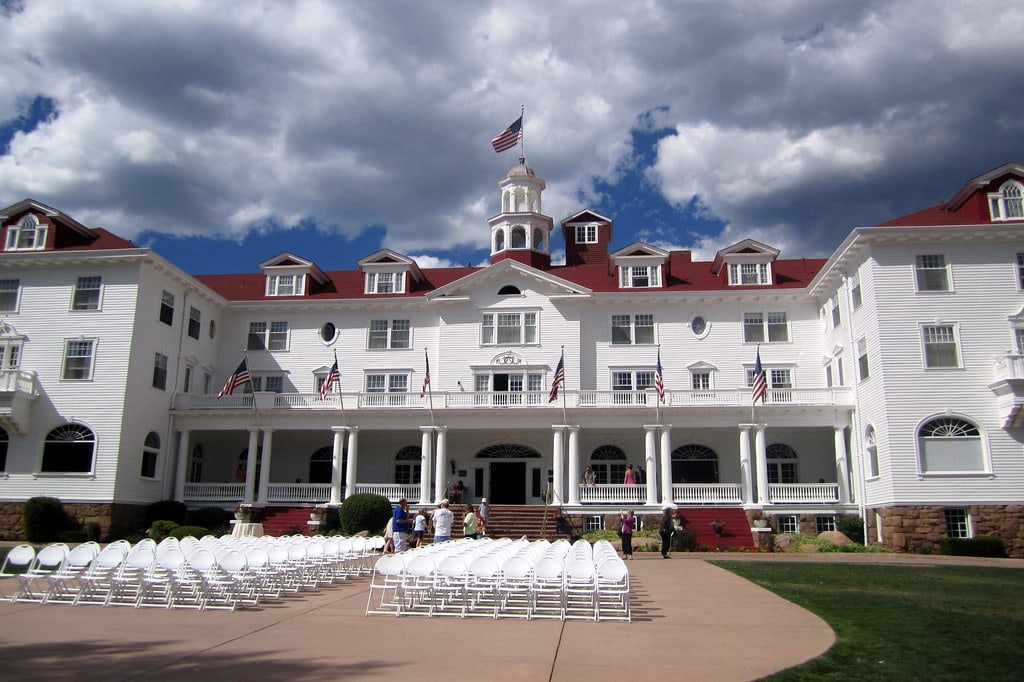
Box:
[5, 215, 47, 251]
[366, 271, 406, 294]
[266, 273, 305, 297]
[988, 180, 1024, 221]
[576, 225, 597, 243]
[619, 264, 661, 288]
[729, 262, 771, 286]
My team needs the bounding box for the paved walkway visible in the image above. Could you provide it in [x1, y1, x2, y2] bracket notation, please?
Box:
[0, 551, 1019, 681]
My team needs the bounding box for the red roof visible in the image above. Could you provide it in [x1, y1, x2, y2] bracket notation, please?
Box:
[881, 163, 1024, 227]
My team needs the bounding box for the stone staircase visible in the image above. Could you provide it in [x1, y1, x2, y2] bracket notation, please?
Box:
[257, 506, 317, 536]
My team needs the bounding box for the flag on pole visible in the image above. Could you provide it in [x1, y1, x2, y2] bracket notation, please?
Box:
[491, 115, 523, 153]
[548, 350, 565, 403]
[319, 360, 340, 400]
[420, 349, 431, 398]
[655, 348, 665, 403]
[752, 346, 767, 404]
[217, 357, 251, 397]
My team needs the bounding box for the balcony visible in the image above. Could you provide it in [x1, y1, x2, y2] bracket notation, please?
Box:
[174, 386, 853, 413]
[0, 370, 40, 435]
[991, 353, 1024, 427]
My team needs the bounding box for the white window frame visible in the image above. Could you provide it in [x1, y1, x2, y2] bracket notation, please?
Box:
[1016, 253, 1024, 290]
[914, 254, 951, 292]
[365, 270, 406, 295]
[988, 180, 1024, 221]
[247, 321, 289, 351]
[743, 311, 789, 343]
[865, 426, 879, 479]
[921, 324, 961, 369]
[611, 314, 655, 345]
[917, 416, 988, 475]
[266, 273, 305, 297]
[4, 215, 47, 252]
[0, 278, 20, 312]
[481, 311, 538, 346]
[152, 352, 168, 390]
[618, 264, 661, 289]
[691, 371, 711, 390]
[140, 432, 160, 480]
[576, 225, 597, 244]
[159, 290, 174, 325]
[857, 338, 870, 381]
[62, 338, 96, 381]
[830, 296, 841, 329]
[368, 319, 411, 349]
[71, 276, 102, 311]
[850, 273, 863, 310]
[728, 262, 771, 286]
[247, 375, 284, 393]
[0, 338, 23, 372]
[944, 508, 972, 538]
[187, 306, 201, 340]
[611, 368, 656, 404]
[365, 372, 410, 406]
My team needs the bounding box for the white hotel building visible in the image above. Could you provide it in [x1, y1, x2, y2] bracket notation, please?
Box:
[1, 160, 1023, 556]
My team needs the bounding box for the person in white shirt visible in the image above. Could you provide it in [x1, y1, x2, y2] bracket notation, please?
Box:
[431, 499, 454, 543]
[412, 508, 429, 547]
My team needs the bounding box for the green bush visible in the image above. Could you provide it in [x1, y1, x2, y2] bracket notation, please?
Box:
[57, 528, 88, 543]
[939, 535, 1007, 558]
[338, 493, 392, 535]
[144, 500, 187, 527]
[23, 497, 67, 542]
[836, 514, 865, 544]
[169, 525, 210, 540]
[672, 527, 700, 552]
[148, 520, 180, 541]
[188, 507, 229, 531]
[85, 523, 102, 542]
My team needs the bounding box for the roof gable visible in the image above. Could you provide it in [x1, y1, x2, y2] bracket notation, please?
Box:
[426, 258, 591, 300]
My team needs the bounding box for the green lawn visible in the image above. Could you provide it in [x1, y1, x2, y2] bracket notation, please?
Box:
[714, 562, 1024, 682]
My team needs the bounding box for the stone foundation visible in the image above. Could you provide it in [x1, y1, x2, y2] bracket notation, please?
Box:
[866, 505, 1024, 558]
[0, 501, 148, 542]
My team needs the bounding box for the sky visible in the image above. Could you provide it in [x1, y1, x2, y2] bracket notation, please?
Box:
[1, 1, 1023, 275]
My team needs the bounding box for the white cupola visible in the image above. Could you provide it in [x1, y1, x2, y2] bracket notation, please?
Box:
[487, 157, 554, 269]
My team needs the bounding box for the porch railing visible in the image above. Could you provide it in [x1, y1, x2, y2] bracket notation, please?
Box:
[184, 482, 244, 502]
[672, 483, 744, 504]
[266, 482, 331, 503]
[768, 482, 840, 503]
[578, 484, 647, 504]
[353, 483, 422, 502]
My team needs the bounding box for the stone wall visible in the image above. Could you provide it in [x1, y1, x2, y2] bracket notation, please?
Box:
[866, 505, 1024, 558]
[0, 501, 147, 542]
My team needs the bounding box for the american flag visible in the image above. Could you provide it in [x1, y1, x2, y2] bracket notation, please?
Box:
[217, 358, 250, 398]
[420, 350, 431, 398]
[548, 351, 565, 403]
[319, 360, 340, 400]
[491, 115, 523, 153]
[752, 346, 767, 404]
[655, 348, 665, 403]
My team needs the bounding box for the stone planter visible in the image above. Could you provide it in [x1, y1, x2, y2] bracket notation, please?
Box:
[754, 519, 769, 528]
[235, 512, 250, 522]
[310, 511, 324, 523]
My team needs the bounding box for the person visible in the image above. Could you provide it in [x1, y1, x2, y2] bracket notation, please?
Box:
[431, 498, 454, 543]
[463, 505, 479, 539]
[623, 464, 636, 485]
[451, 480, 466, 504]
[619, 510, 635, 560]
[412, 507, 429, 548]
[583, 466, 596, 486]
[479, 497, 490, 526]
[391, 498, 412, 552]
[659, 507, 675, 559]
[235, 465, 246, 483]
[383, 516, 394, 553]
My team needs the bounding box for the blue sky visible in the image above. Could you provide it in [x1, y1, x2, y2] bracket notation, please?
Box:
[2, 2, 1023, 276]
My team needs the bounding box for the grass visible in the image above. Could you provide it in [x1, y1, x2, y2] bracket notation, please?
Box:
[715, 562, 1024, 681]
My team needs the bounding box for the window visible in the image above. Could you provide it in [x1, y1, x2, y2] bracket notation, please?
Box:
[746, 367, 792, 397]
[366, 372, 410, 405]
[266, 273, 303, 296]
[308, 447, 337, 485]
[189, 444, 204, 483]
[475, 371, 544, 405]
[0, 279, 20, 312]
[590, 444, 627, 484]
[585, 515, 604, 532]
[1016, 327, 1024, 353]
[729, 262, 770, 285]
[62, 339, 95, 380]
[159, 291, 174, 325]
[368, 319, 411, 349]
[186, 307, 201, 339]
[815, 516, 837, 533]
[918, 417, 985, 473]
[922, 325, 959, 368]
[691, 371, 711, 390]
[41, 423, 95, 473]
[865, 426, 879, 478]
[320, 322, 337, 344]
[825, 363, 833, 388]
[152, 353, 168, 390]
[857, 338, 869, 381]
[5, 215, 47, 251]
[1016, 253, 1024, 289]
[183, 365, 193, 393]
[671, 444, 720, 483]
[988, 181, 1024, 221]
[777, 515, 799, 534]
[619, 265, 661, 288]
[743, 312, 789, 343]
[576, 225, 597, 243]
[830, 297, 841, 328]
[394, 446, 422, 485]
[612, 369, 655, 404]
[494, 229, 505, 252]
[247, 321, 288, 351]
[944, 508, 971, 538]
[481, 312, 537, 345]
[0, 426, 8, 472]
[498, 285, 521, 295]
[366, 271, 405, 294]
[141, 432, 160, 479]
[850, 273, 862, 309]
[510, 226, 526, 248]
[249, 375, 283, 393]
[690, 316, 709, 337]
[203, 372, 213, 395]
[611, 314, 655, 345]
[915, 254, 950, 291]
[767, 444, 798, 483]
[71, 276, 101, 310]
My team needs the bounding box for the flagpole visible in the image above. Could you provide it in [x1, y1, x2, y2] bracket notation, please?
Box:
[559, 345, 567, 426]
[333, 349, 346, 425]
[425, 348, 435, 426]
[751, 343, 759, 422]
[519, 104, 525, 159]
[656, 344, 661, 425]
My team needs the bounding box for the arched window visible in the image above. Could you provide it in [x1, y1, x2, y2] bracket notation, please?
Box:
[494, 229, 505, 252]
[476, 443, 542, 458]
[498, 285, 521, 296]
[141, 432, 160, 479]
[918, 416, 985, 473]
[865, 426, 879, 478]
[590, 445, 627, 485]
[510, 226, 527, 249]
[41, 423, 95, 473]
[0, 426, 8, 472]
[309, 446, 338, 484]
[671, 444, 719, 483]
[766, 443, 798, 483]
[533, 227, 546, 251]
[189, 444, 204, 483]
[394, 445, 421, 485]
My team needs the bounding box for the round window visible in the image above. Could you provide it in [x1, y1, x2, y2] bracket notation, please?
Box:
[691, 316, 709, 337]
[320, 322, 337, 343]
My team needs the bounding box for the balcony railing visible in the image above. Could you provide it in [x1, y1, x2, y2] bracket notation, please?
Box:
[768, 482, 840, 503]
[266, 482, 331, 503]
[578, 484, 647, 504]
[175, 386, 852, 412]
[993, 353, 1024, 382]
[184, 482, 245, 502]
[354, 483, 422, 502]
[672, 483, 744, 504]
[0, 369, 39, 394]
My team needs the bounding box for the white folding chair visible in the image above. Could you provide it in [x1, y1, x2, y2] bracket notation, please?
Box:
[466, 556, 502, 619]
[365, 554, 406, 616]
[105, 544, 154, 606]
[498, 556, 533, 619]
[530, 557, 565, 620]
[44, 542, 100, 604]
[13, 543, 69, 603]
[399, 554, 436, 617]
[433, 556, 469, 618]
[596, 557, 631, 622]
[563, 558, 598, 621]
[0, 544, 36, 600]
[73, 544, 127, 606]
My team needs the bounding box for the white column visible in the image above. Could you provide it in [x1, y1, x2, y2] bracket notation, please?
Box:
[754, 424, 769, 505]
[551, 426, 565, 505]
[258, 429, 273, 503]
[345, 427, 359, 499]
[174, 429, 190, 502]
[330, 427, 346, 506]
[244, 428, 259, 504]
[567, 426, 581, 505]
[738, 424, 754, 505]
[643, 425, 659, 505]
[433, 427, 447, 503]
[834, 425, 851, 504]
[659, 425, 673, 505]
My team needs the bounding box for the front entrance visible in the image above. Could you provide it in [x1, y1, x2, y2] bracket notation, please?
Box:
[489, 462, 526, 504]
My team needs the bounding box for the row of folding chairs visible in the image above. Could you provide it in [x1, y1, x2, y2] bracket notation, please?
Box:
[365, 538, 630, 621]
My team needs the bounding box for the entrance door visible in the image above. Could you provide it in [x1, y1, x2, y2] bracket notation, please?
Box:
[489, 462, 526, 504]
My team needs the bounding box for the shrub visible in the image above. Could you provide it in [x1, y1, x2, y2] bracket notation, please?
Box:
[23, 497, 67, 542]
[672, 527, 700, 552]
[939, 535, 1007, 558]
[169, 525, 210, 540]
[836, 514, 865, 544]
[148, 520, 180, 541]
[84, 522, 102, 543]
[57, 528, 88, 543]
[189, 507, 229, 531]
[144, 500, 187, 527]
[338, 493, 392, 535]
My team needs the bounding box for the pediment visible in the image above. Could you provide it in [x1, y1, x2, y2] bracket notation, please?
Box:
[610, 241, 669, 260]
[357, 248, 424, 282]
[258, 252, 328, 284]
[426, 258, 591, 299]
[712, 239, 780, 274]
